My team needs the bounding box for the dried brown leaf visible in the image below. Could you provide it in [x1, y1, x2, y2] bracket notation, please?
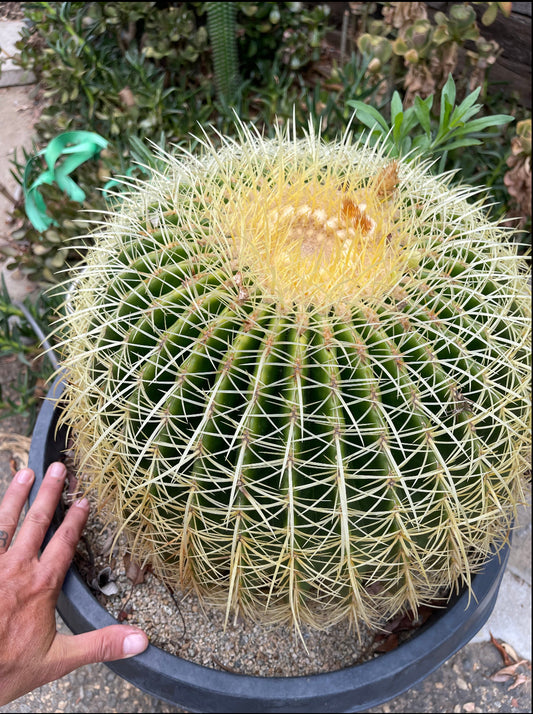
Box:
[501, 642, 521, 663]
[489, 670, 513, 683]
[489, 635, 531, 690]
[117, 605, 133, 622]
[490, 632, 514, 666]
[489, 660, 528, 683]
[381, 613, 405, 634]
[124, 552, 147, 585]
[386, 605, 435, 635]
[374, 632, 399, 653]
[497, 660, 529, 678]
[100, 530, 117, 557]
[508, 673, 530, 691]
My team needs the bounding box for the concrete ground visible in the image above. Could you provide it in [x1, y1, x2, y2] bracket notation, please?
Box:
[0, 14, 531, 714]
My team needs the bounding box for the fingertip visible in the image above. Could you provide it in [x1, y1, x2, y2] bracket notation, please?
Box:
[73, 497, 89, 511]
[122, 630, 149, 658]
[54, 626, 149, 672]
[16, 468, 35, 485]
[46, 462, 66, 480]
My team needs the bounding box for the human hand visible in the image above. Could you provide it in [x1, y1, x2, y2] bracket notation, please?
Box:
[0, 462, 149, 705]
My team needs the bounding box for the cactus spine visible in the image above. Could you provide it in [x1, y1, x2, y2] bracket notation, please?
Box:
[58, 121, 531, 631]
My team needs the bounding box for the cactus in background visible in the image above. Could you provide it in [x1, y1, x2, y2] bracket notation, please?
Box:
[58, 120, 531, 632]
[206, 2, 240, 106]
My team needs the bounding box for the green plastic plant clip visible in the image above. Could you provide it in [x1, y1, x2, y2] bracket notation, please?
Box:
[23, 131, 108, 232]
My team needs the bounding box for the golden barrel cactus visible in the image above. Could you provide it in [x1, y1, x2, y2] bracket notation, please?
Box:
[58, 121, 531, 631]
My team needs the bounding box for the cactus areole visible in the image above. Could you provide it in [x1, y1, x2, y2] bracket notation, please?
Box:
[59, 121, 531, 633]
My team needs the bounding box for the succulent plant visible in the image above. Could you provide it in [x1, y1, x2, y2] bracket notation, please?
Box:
[206, 2, 240, 106]
[57, 120, 531, 632]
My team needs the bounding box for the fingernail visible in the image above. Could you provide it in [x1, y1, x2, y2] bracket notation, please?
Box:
[48, 462, 66, 480]
[74, 497, 89, 510]
[123, 632, 148, 657]
[17, 468, 34, 485]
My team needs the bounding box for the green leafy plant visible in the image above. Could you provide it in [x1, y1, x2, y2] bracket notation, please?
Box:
[348, 74, 513, 167]
[7, 2, 524, 290]
[56, 119, 531, 632]
[235, 2, 332, 73]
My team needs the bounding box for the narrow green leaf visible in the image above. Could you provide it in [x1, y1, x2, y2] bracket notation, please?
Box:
[390, 91, 403, 123]
[348, 101, 390, 133]
[439, 98, 453, 135]
[449, 95, 482, 129]
[401, 106, 420, 137]
[439, 75, 456, 134]
[458, 114, 514, 133]
[438, 138, 482, 151]
[452, 85, 481, 116]
[449, 103, 482, 128]
[414, 95, 431, 137]
[392, 110, 404, 145]
[441, 73, 456, 108]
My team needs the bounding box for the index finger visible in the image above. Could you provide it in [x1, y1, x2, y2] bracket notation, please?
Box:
[0, 468, 36, 553]
[14, 462, 67, 555]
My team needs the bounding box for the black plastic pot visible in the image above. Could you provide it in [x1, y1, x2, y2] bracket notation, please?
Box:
[28, 375, 510, 714]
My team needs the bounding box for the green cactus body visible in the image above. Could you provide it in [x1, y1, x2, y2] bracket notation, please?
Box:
[59, 122, 531, 630]
[206, 2, 240, 106]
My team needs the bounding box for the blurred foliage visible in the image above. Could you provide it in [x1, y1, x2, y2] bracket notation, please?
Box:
[503, 118, 532, 242]
[3, 1, 529, 286]
[351, 1, 512, 103]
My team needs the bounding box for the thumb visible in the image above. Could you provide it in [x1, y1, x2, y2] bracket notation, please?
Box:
[51, 625, 149, 673]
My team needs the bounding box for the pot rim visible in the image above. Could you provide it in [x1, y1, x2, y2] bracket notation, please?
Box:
[28, 374, 510, 713]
